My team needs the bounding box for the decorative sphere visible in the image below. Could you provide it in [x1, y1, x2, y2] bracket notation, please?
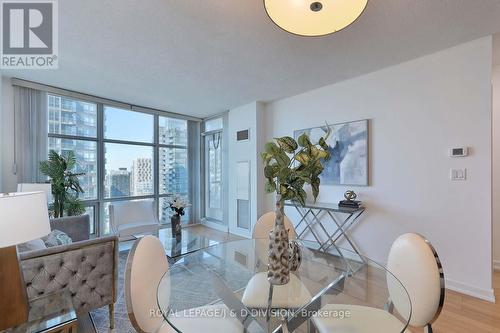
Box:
[344, 190, 357, 201]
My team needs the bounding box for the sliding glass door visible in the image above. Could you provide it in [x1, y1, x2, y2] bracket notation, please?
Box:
[203, 117, 225, 225]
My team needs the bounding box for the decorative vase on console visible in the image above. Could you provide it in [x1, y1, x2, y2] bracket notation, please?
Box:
[168, 196, 190, 238]
[262, 124, 331, 285]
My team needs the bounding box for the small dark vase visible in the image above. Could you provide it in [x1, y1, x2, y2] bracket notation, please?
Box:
[171, 214, 182, 238]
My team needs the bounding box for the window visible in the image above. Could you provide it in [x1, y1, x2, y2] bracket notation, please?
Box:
[104, 107, 154, 143]
[158, 116, 190, 223]
[203, 117, 224, 222]
[104, 143, 154, 198]
[48, 96, 98, 201]
[48, 137, 98, 200]
[48, 95, 97, 137]
[159, 117, 188, 146]
[47, 94, 196, 235]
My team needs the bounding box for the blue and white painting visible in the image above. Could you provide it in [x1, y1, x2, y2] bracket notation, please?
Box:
[294, 120, 368, 186]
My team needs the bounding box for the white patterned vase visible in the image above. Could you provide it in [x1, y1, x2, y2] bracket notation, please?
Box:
[268, 195, 291, 285]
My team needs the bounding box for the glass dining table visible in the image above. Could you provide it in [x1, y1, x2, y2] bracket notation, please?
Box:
[157, 239, 411, 333]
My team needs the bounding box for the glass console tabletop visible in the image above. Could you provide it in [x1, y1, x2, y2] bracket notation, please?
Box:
[4, 290, 76, 333]
[157, 239, 411, 332]
[120, 227, 220, 259]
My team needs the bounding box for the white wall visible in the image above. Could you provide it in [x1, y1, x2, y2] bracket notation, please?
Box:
[493, 65, 500, 270]
[0, 75, 2, 191]
[227, 102, 265, 237]
[261, 37, 494, 301]
[1, 76, 15, 193]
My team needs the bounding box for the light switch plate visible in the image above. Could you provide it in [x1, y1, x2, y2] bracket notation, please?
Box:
[450, 168, 466, 181]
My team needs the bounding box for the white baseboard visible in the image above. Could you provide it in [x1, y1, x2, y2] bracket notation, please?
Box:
[201, 219, 229, 233]
[493, 260, 500, 271]
[446, 278, 496, 302]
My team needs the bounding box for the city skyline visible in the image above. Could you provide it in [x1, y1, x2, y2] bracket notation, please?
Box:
[48, 94, 190, 228]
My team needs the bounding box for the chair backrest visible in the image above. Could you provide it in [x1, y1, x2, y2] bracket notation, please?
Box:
[17, 183, 52, 204]
[387, 233, 444, 327]
[109, 200, 158, 229]
[125, 235, 169, 333]
[252, 212, 297, 239]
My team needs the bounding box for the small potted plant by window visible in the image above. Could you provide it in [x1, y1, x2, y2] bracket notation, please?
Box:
[40, 150, 86, 218]
[169, 196, 189, 238]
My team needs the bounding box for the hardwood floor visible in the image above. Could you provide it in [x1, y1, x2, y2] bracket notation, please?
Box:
[80, 225, 500, 333]
[430, 272, 500, 333]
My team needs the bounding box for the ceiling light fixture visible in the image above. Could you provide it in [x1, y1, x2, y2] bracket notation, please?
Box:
[264, 0, 368, 37]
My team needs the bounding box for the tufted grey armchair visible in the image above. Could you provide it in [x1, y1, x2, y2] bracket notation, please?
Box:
[19, 215, 118, 329]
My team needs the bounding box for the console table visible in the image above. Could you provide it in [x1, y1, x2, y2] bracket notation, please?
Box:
[285, 201, 366, 273]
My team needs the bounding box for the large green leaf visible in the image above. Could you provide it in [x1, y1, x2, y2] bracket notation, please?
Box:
[297, 133, 312, 147]
[264, 164, 279, 178]
[295, 152, 310, 165]
[311, 177, 320, 202]
[296, 188, 307, 206]
[275, 136, 298, 153]
[265, 142, 279, 154]
[319, 137, 329, 151]
[274, 150, 291, 168]
[265, 180, 276, 193]
[261, 152, 273, 164]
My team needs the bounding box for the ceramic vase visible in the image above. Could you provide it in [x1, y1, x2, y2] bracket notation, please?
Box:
[268, 195, 291, 285]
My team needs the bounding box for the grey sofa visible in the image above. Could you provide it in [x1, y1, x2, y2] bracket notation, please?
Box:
[19, 215, 118, 328]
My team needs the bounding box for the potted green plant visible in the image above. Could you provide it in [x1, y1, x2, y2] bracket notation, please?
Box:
[261, 127, 331, 285]
[39, 150, 86, 218]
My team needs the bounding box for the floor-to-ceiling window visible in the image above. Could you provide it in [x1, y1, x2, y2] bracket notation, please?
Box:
[47, 93, 195, 235]
[48, 95, 99, 233]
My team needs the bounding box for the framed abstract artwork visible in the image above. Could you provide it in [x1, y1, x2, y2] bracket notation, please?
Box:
[294, 119, 369, 186]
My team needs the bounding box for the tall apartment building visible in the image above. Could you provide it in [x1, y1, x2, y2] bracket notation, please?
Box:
[48, 95, 98, 200]
[159, 125, 188, 195]
[132, 158, 153, 196]
[108, 168, 131, 197]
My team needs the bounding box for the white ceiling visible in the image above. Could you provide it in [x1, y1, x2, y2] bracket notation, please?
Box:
[2, 0, 500, 118]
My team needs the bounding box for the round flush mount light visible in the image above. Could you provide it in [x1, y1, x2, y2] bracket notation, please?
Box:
[264, 0, 368, 37]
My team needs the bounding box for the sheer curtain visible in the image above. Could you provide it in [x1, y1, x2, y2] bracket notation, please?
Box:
[13, 85, 48, 183]
[188, 120, 201, 224]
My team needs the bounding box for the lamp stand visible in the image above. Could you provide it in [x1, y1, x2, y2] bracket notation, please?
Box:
[0, 245, 28, 330]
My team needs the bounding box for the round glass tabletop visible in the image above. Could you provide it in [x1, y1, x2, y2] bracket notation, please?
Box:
[157, 239, 411, 332]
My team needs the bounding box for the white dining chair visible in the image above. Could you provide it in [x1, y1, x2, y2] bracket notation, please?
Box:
[124, 235, 243, 333]
[109, 200, 160, 239]
[252, 211, 297, 239]
[242, 212, 312, 309]
[17, 183, 53, 204]
[312, 233, 445, 333]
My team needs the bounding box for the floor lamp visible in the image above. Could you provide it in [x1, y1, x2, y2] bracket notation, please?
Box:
[0, 191, 51, 330]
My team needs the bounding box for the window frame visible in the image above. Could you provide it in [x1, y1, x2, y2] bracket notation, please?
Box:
[47, 92, 195, 236]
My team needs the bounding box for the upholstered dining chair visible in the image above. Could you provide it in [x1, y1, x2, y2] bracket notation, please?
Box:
[109, 200, 160, 239]
[242, 212, 312, 309]
[312, 233, 445, 333]
[124, 235, 243, 333]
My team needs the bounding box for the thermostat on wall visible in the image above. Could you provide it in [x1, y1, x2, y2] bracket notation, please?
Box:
[449, 147, 468, 157]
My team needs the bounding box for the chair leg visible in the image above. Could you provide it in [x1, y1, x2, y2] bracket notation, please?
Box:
[109, 303, 115, 329]
[424, 324, 433, 333]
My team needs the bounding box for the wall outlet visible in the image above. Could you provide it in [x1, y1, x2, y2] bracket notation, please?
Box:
[450, 168, 466, 181]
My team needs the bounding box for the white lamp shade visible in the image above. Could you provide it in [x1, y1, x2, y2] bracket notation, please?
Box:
[264, 0, 368, 37]
[0, 192, 51, 248]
